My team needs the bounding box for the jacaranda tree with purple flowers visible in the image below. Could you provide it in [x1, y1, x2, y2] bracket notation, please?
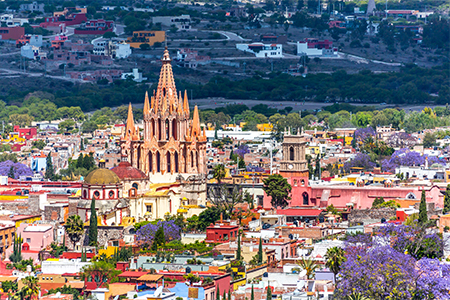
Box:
[0, 160, 33, 178]
[136, 220, 181, 247]
[382, 148, 445, 172]
[235, 144, 249, 158]
[354, 127, 376, 144]
[336, 223, 450, 299]
[343, 153, 375, 173]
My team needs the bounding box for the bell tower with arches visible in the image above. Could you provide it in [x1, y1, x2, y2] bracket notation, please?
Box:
[279, 128, 311, 206]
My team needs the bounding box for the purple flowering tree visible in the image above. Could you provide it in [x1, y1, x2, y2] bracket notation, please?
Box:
[382, 148, 445, 172]
[136, 220, 181, 246]
[337, 224, 450, 299]
[354, 127, 376, 144]
[235, 144, 249, 158]
[0, 160, 33, 178]
[343, 153, 375, 172]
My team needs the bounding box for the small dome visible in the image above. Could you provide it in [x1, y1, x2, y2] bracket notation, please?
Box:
[84, 168, 121, 185]
[111, 161, 147, 180]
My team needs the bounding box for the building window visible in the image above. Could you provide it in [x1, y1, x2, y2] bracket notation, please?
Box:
[94, 191, 100, 198]
[109, 191, 114, 198]
[289, 147, 295, 161]
[26, 238, 31, 243]
[146, 205, 152, 212]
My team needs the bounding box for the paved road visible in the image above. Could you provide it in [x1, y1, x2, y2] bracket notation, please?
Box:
[172, 30, 249, 42]
[0, 68, 87, 83]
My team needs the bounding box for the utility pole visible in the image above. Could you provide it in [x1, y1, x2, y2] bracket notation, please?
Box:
[269, 141, 273, 175]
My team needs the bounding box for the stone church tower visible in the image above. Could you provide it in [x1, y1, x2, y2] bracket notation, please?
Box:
[120, 49, 207, 181]
[279, 129, 311, 206]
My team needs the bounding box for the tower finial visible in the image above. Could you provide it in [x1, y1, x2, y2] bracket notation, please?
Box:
[144, 91, 150, 114]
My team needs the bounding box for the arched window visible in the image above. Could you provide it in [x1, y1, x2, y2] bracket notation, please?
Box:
[174, 151, 179, 173]
[94, 191, 100, 199]
[166, 152, 171, 172]
[132, 183, 139, 189]
[83, 190, 87, 199]
[151, 119, 156, 138]
[289, 146, 295, 161]
[158, 119, 162, 140]
[190, 151, 194, 168]
[108, 191, 115, 199]
[302, 192, 309, 205]
[165, 119, 170, 140]
[172, 119, 177, 140]
[149, 152, 153, 172]
[163, 88, 166, 97]
[156, 151, 161, 172]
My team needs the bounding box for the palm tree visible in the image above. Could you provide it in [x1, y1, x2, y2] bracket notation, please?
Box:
[19, 276, 40, 300]
[324, 246, 346, 281]
[346, 293, 370, 300]
[65, 215, 84, 248]
[213, 164, 226, 184]
[297, 257, 320, 280]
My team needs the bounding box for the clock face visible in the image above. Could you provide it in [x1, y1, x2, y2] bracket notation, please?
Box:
[288, 164, 294, 170]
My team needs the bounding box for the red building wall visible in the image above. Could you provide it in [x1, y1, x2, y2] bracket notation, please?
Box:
[13, 126, 37, 139]
[0, 26, 25, 40]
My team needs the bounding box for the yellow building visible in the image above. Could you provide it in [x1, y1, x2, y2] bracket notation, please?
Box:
[2, 133, 26, 143]
[127, 31, 165, 48]
[256, 123, 273, 132]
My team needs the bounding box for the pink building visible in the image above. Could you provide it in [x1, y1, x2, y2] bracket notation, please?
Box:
[17, 223, 54, 251]
[263, 184, 444, 210]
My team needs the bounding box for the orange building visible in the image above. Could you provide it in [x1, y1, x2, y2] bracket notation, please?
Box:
[126, 31, 165, 48]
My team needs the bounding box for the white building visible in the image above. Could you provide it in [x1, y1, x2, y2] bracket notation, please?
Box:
[236, 43, 283, 58]
[41, 259, 91, 274]
[152, 15, 191, 30]
[0, 14, 29, 27]
[21, 44, 46, 60]
[121, 68, 146, 82]
[296, 40, 337, 57]
[93, 38, 131, 59]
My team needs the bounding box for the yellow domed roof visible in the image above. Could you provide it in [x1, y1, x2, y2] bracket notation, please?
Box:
[84, 168, 121, 185]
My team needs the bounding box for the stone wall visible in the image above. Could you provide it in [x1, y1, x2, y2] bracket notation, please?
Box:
[0, 195, 40, 215]
[82, 225, 123, 247]
[44, 205, 67, 223]
[348, 208, 396, 225]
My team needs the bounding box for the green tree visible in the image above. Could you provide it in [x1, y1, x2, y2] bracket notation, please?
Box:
[262, 174, 292, 208]
[45, 152, 55, 181]
[267, 285, 272, 299]
[65, 215, 84, 248]
[418, 190, 428, 224]
[2, 280, 18, 296]
[213, 164, 226, 184]
[9, 236, 22, 263]
[18, 276, 40, 300]
[8, 166, 14, 179]
[444, 185, 450, 214]
[216, 286, 220, 300]
[257, 237, 263, 264]
[251, 285, 255, 300]
[324, 246, 346, 280]
[89, 196, 98, 246]
[372, 197, 385, 208]
[297, 257, 319, 279]
[152, 225, 165, 251]
[47, 285, 81, 300]
[79, 261, 120, 288]
[422, 132, 436, 148]
[238, 157, 246, 169]
[32, 140, 46, 150]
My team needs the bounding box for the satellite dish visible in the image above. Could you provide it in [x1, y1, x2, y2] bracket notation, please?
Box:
[299, 270, 307, 278]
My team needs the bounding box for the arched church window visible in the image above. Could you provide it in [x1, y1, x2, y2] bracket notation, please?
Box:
[83, 190, 87, 199]
[156, 151, 161, 172]
[94, 191, 100, 199]
[190, 151, 194, 168]
[172, 119, 177, 140]
[158, 119, 162, 140]
[167, 152, 171, 172]
[132, 183, 139, 189]
[165, 119, 170, 140]
[289, 147, 295, 161]
[302, 192, 309, 205]
[149, 152, 153, 172]
[109, 191, 115, 199]
[151, 119, 156, 138]
[174, 152, 179, 173]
